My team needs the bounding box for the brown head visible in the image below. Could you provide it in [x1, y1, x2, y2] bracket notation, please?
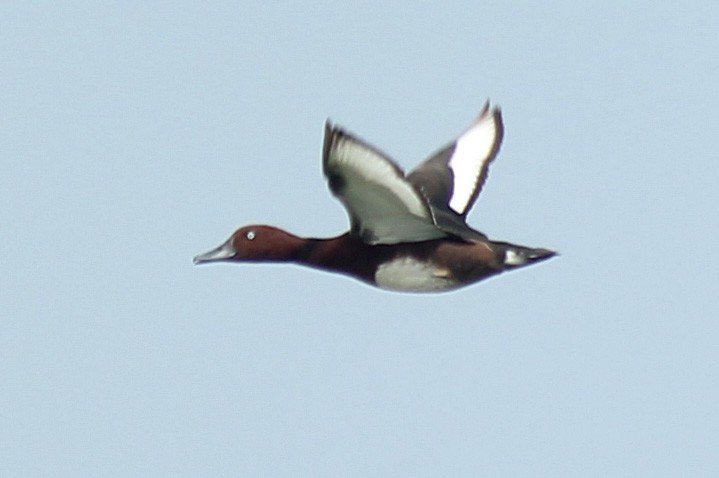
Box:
[193, 225, 305, 264]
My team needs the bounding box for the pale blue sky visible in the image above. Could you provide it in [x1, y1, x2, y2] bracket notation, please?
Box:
[2, 1, 718, 476]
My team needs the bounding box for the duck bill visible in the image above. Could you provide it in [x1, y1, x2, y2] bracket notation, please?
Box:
[193, 240, 236, 264]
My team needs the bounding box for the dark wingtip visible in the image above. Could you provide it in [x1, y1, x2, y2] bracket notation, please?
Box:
[479, 99, 502, 117]
[480, 100, 490, 115]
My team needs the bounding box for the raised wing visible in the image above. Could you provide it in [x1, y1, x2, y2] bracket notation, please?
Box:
[407, 103, 504, 218]
[322, 122, 446, 245]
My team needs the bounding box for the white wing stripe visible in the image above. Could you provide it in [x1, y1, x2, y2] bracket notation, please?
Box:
[332, 139, 429, 219]
[447, 113, 498, 214]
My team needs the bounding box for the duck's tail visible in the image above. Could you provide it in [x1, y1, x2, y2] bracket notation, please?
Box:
[499, 243, 557, 268]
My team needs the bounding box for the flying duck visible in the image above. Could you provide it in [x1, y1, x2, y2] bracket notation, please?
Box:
[194, 102, 555, 292]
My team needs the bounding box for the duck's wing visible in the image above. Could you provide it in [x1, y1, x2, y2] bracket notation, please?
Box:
[407, 103, 503, 226]
[323, 121, 446, 245]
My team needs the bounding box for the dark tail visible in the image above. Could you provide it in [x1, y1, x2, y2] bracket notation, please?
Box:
[500, 243, 557, 268]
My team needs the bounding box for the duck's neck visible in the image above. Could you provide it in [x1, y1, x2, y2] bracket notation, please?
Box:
[292, 234, 350, 265]
[292, 233, 378, 284]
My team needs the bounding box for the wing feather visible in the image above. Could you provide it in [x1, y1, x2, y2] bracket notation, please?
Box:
[322, 122, 445, 245]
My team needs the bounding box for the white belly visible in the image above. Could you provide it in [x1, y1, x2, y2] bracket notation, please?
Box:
[374, 257, 456, 292]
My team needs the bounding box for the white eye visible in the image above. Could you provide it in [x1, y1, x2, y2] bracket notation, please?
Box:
[246, 230, 256, 240]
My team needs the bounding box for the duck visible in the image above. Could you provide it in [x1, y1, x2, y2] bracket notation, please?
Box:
[193, 102, 555, 292]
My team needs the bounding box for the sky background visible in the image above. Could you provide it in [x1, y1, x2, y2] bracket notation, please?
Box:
[2, 1, 718, 476]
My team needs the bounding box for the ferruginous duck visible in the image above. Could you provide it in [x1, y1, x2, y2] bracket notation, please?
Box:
[194, 102, 555, 292]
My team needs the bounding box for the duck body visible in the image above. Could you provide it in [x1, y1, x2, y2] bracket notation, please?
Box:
[194, 102, 556, 292]
[194, 226, 553, 292]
